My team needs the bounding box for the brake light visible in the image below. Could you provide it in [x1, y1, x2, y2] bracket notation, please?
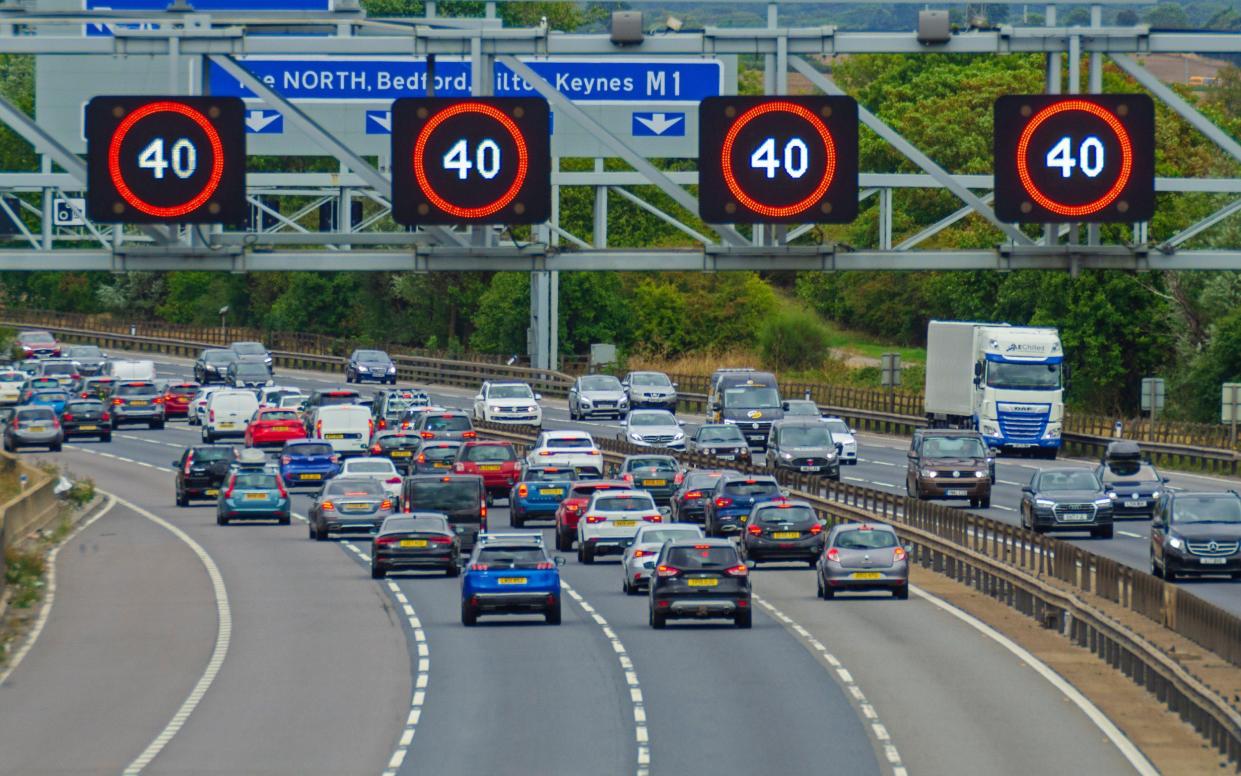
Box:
[470, 563, 489, 571]
[371, 445, 382, 455]
[893, 546, 907, 562]
[826, 547, 840, 562]
[480, 500, 487, 519]
[368, 419, 374, 437]
[715, 497, 733, 508]
[674, 472, 684, 485]
[375, 536, 398, 546]
[536, 561, 554, 570]
[747, 523, 762, 536]
[587, 450, 600, 456]
[184, 452, 194, 475]
[315, 420, 322, 437]
[809, 523, 824, 535]
[643, 514, 662, 523]
[380, 499, 393, 510]
[585, 515, 607, 524]
[634, 549, 657, 558]
[462, 431, 476, 439]
[656, 565, 679, 577]
[564, 503, 581, 514]
[281, 455, 292, 465]
[684, 490, 703, 500]
[386, 477, 402, 484]
[517, 483, 528, 497]
[430, 535, 452, 545]
[112, 397, 122, 405]
[100, 411, 110, 421]
[421, 431, 435, 439]
[416, 453, 427, 463]
[276, 478, 288, 499]
[538, 450, 551, 456]
[321, 500, 335, 511]
[224, 476, 236, 499]
[61, 413, 74, 421]
[153, 396, 165, 405]
[209, 409, 215, 422]
[725, 564, 749, 577]
[622, 473, 633, 483]
[51, 418, 60, 429]
[378, 419, 386, 430]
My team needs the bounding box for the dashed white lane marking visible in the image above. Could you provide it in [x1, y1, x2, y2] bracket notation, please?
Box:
[844, 476, 867, 483]
[0, 496, 118, 688]
[560, 581, 650, 776]
[871, 481, 895, 488]
[117, 493, 231, 776]
[752, 595, 906, 776]
[994, 505, 1016, 512]
[1118, 530, 1144, 539]
[379, 574, 428, 776]
[998, 480, 1023, 487]
[870, 460, 897, 467]
[912, 585, 1158, 776]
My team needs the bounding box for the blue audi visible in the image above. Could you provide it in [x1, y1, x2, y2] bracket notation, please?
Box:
[461, 532, 564, 626]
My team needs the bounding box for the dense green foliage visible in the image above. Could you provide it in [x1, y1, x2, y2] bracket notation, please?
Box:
[758, 307, 831, 371]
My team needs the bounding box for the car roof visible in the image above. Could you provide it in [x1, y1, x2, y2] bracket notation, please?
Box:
[461, 439, 510, 447]
[405, 473, 482, 482]
[477, 530, 544, 546]
[589, 489, 651, 500]
[343, 456, 395, 465]
[542, 429, 594, 439]
[772, 417, 827, 427]
[753, 499, 814, 511]
[721, 475, 778, 484]
[624, 454, 677, 462]
[488, 380, 528, 386]
[664, 537, 735, 548]
[916, 428, 984, 438]
[832, 522, 898, 534]
[1169, 491, 1240, 500]
[382, 514, 449, 532]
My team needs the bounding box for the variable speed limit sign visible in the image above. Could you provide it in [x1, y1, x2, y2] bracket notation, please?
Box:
[994, 94, 1155, 223]
[392, 97, 551, 226]
[699, 96, 858, 224]
[85, 96, 246, 225]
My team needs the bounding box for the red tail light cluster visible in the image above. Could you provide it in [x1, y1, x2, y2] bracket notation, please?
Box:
[683, 490, 703, 500]
[642, 514, 663, 523]
[724, 564, 749, 577]
[655, 565, 679, 577]
[715, 497, 733, 508]
[809, 523, 824, 536]
[825, 547, 840, 562]
[893, 546, 908, 562]
[585, 515, 607, 524]
[747, 523, 762, 536]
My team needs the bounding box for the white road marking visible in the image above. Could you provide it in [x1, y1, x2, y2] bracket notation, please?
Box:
[560, 579, 650, 776]
[379, 573, 430, 776]
[1118, 530, 1144, 539]
[0, 496, 118, 688]
[912, 585, 1158, 776]
[871, 481, 896, 488]
[994, 505, 1016, 512]
[118, 494, 231, 776]
[753, 595, 906, 776]
[844, 476, 867, 483]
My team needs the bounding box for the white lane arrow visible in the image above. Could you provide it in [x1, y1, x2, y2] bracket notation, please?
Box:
[245, 110, 280, 133]
[369, 112, 392, 132]
[634, 113, 684, 135]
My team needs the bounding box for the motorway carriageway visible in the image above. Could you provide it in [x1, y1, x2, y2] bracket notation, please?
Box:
[0, 355, 1156, 776]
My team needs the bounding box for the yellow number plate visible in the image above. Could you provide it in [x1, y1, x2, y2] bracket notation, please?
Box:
[79, 424, 98, 431]
[324, 433, 345, 439]
[772, 531, 800, 539]
[244, 492, 267, 501]
[850, 572, 883, 580]
[480, 465, 501, 472]
[300, 473, 321, 480]
[433, 462, 450, 468]
[206, 489, 219, 496]
[27, 426, 45, 432]
[498, 577, 528, 585]
[643, 479, 667, 487]
[540, 488, 563, 496]
[218, 423, 235, 429]
[130, 400, 148, 406]
[399, 539, 428, 548]
[391, 450, 412, 458]
[613, 520, 637, 527]
[687, 578, 718, 587]
[273, 426, 290, 432]
[343, 503, 370, 512]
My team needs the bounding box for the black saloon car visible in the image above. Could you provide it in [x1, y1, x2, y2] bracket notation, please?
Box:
[371, 513, 461, 578]
[1151, 491, 1241, 581]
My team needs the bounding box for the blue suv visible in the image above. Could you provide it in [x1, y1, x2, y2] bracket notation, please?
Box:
[461, 532, 564, 626]
[279, 440, 340, 487]
[509, 466, 577, 527]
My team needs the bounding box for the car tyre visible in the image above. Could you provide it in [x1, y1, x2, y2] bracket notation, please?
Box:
[893, 584, 909, 600]
[980, 497, 991, 509]
[555, 529, 570, 552]
[1093, 524, 1114, 540]
[735, 611, 752, 629]
[278, 514, 290, 526]
[649, 608, 666, 629]
[461, 602, 477, 627]
[150, 420, 164, 430]
[545, 599, 562, 625]
[511, 511, 524, 528]
[217, 514, 228, 526]
[1150, 555, 1163, 579]
[371, 563, 386, 579]
[816, 573, 825, 599]
[446, 562, 460, 578]
[822, 583, 835, 600]
[101, 433, 112, 442]
[314, 523, 328, 541]
[50, 442, 62, 452]
[176, 490, 188, 507]
[581, 544, 595, 564]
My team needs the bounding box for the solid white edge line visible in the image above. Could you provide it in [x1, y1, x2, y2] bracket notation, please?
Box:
[911, 584, 1158, 776]
[113, 493, 232, 776]
[0, 495, 117, 688]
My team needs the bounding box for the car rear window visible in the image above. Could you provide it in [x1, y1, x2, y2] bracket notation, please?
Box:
[425, 415, 471, 431]
[17, 408, 54, 421]
[319, 392, 359, 406]
[259, 410, 299, 421]
[408, 481, 480, 511]
[463, 444, 516, 462]
[288, 443, 333, 457]
[636, 527, 700, 544]
[40, 363, 75, 375]
[685, 472, 729, 489]
[477, 546, 547, 567]
[234, 473, 278, 490]
[378, 435, 419, 449]
[168, 384, 199, 396]
[65, 401, 101, 413]
[525, 468, 571, 482]
[194, 447, 234, 461]
[594, 495, 655, 512]
[724, 480, 780, 497]
[834, 528, 898, 550]
[570, 483, 618, 498]
[754, 505, 817, 524]
[347, 460, 395, 474]
[626, 458, 677, 472]
[665, 545, 739, 568]
[547, 437, 592, 449]
[34, 391, 68, 402]
[326, 480, 385, 497]
[0, 373, 23, 383]
[420, 445, 461, 461]
[117, 383, 156, 396]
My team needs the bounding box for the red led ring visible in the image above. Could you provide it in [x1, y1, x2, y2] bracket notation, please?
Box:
[1015, 100, 1133, 218]
[721, 101, 837, 219]
[107, 101, 225, 219]
[413, 103, 529, 220]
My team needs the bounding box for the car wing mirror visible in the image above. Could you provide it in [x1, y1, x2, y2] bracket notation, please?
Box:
[907, 449, 917, 459]
[554, 555, 567, 566]
[473, 395, 483, 401]
[171, 460, 181, 468]
[1021, 486, 1032, 494]
[745, 559, 756, 569]
[535, 394, 543, 401]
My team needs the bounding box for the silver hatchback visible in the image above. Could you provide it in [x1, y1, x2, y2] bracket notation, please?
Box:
[4, 406, 63, 452]
[816, 522, 909, 600]
[621, 523, 704, 594]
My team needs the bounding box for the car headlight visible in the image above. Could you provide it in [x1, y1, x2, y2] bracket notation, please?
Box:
[629, 432, 643, 441]
[920, 469, 937, 478]
[781, 452, 794, 460]
[265, 356, 273, 365]
[619, 398, 629, 406]
[1151, 490, 1160, 500]
[1094, 498, 1111, 508]
[826, 452, 837, 461]
[1035, 498, 1056, 508]
[357, 364, 369, 371]
[673, 432, 684, 441]
[489, 405, 502, 413]
[580, 398, 592, 407]
[1167, 535, 1184, 551]
[975, 470, 987, 479]
[1106, 491, 1117, 500]
[387, 365, 396, 373]
[526, 406, 538, 413]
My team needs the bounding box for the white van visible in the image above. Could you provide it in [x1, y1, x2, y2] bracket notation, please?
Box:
[204, 390, 260, 442]
[311, 404, 372, 457]
[110, 360, 157, 382]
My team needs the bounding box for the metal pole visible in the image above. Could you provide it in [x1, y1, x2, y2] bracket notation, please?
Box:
[1043, 4, 1059, 248]
[593, 158, 607, 249]
[1087, 4, 1103, 247]
[40, 155, 51, 251]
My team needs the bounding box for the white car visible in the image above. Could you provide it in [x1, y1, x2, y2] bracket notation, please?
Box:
[620, 410, 686, 450]
[525, 430, 603, 475]
[822, 417, 858, 464]
[577, 489, 663, 563]
[279, 395, 306, 410]
[260, 385, 304, 408]
[472, 380, 543, 427]
[188, 386, 224, 426]
[0, 370, 25, 404]
[337, 457, 403, 500]
[621, 523, 705, 594]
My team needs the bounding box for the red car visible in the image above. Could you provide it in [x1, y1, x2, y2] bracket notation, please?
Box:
[245, 408, 308, 448]
[14, 330, 60, 359]
[553, 480, 630, 552]
[161, 381, 201, 418]
[453, 440, 521, 501]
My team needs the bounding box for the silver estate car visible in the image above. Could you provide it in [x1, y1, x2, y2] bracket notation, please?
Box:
[816, 522, 909, 600]
[4, 405, 63, 452]
[621, 523, 704, 594]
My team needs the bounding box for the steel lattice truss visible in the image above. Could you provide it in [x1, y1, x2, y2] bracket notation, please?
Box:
[0, 1, 1239, 272]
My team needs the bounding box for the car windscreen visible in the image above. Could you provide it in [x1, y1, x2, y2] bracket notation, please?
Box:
[922, 437, 987, 459]
[0, 373, 23, 383]
[665, 545, 738, 569]
[40, 363, 75, 375]
[1172, 496, 1241, 525]
[355, 350, 389, 362]
[463, 445, 516, 462]
[234, 363, 269, 376]
[65, 401, 102, 413]
[424, 415, 471, 431]
[21, 332, 54, 344]
[626, 457, 677, 472]
[780, 426, 833, 447]
[205, 351, 238, 364]
[1102, 463, 1159, 482]
[697, 426, 746, 443]
[194, 447, 234, 461]
[318, 393, 359, 406]
[258, 410, 299, 421]
[288, 443, 333, 457]
[325, 480, 385, 498]
[419, 445, 461, 460]
[724, 481, 780, 497]
[408, 481, 479, 512]
[834, 529, 898, 550]
[580, 375, 621, 391]
[722, 385, 780, 409]
[476, 546, 547, 568]
[594, 495, 655, 512]
[116, 383, 156, 396]
[785, 402, 820, 416]
[629, 412, 675, 427]
[823, 420, 850, 436]
[1038, 471, 1101, 492]
[17, 408, 55, 421]
[232, 343, 266, 355]
[234, 473, 278, 490]
[346, 461, 395, 474]
[525, 469, 572, 482]
[630, 373, 671, 387]
[67, 346, 102, 358]
[489, 384, 534, 399]
[754, 505, 817, 524]
[547, 438, 592, 449]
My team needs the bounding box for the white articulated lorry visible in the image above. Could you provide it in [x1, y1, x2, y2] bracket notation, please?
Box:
[924, 321, 1065, 458]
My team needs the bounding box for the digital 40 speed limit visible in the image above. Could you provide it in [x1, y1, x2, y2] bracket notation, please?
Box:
[994, 94, 1155, 223]
[391, 97, 551, 226]
[85, 96, 246, 225]
[698, 96, 858, 224]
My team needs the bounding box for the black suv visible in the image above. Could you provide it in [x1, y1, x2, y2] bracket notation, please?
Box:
[401, 474, 487, 551]
[766, 419, 840, 480]
[173, 445, 237, 505]
[60, 398, 112, 441]
[739, 499, 825, 566]
[649, 538, 752, 629]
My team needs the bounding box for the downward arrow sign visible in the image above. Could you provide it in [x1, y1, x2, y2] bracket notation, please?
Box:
[245, 110, 281, 133]
[634, 113, 684, 135]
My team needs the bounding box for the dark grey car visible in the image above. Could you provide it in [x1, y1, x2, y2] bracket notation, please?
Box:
[686, 424, 751, 464]
[308, 477, 396, 540]
[4, 406, 62, 451]
[109, 381, 165, 429]
[371, 514, 461, 578]
[64, 345, 109, 376]
[347, 349, 397, 385]
[1020, 468, 1114, 538]
[1096, 460, 1165, 519]
[767, 419, 840, 480]
[1151, 491, 1241, 581]
[194, 349, 239, 385]
[229, 341, 273, 372]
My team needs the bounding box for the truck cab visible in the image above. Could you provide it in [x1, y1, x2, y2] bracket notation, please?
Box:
[707, 368, 784, 451]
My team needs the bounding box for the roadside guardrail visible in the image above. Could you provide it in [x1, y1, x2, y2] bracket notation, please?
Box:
[0, 455, 59, 610]
[475, 419, 1241, 767]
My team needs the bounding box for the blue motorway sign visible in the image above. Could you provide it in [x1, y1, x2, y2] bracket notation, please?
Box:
[365, 110, 392, 135]
[245, 109, 284, 134]
[86, 0, 332, 9]
[632, 112, 685, 136]
[207, 57, 723, 103]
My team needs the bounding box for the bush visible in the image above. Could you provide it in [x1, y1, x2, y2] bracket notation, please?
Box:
[758, 307, 831, 371]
